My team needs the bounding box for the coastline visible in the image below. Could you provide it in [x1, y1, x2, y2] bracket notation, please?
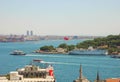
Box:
[33, 50, 68, 55]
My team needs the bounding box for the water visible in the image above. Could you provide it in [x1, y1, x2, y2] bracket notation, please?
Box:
[0, 39, 120, 82]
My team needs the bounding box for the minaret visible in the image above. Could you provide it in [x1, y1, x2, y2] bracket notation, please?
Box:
[73, 65, 90, 82]
[94, 71, 100, 82]
[79, 65, 83, 82]
[79, 65, 82, 79]
[96, 71, 100, 81]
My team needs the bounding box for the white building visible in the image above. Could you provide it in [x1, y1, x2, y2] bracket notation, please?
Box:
[0, 60, 55, 82]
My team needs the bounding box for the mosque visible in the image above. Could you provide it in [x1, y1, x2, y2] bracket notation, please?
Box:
[73, 65, 120, 82]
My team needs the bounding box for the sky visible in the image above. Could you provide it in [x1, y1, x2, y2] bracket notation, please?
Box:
[0, 0, 120, 36]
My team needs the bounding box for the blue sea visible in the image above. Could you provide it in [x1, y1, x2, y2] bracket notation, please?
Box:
[0, 39, 120, 82]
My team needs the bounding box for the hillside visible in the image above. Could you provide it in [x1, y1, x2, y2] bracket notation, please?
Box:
[76, 34, 120, 55]
[39, 34, 120, 55]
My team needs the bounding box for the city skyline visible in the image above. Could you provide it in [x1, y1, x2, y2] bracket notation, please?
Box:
[0, 0, 120, 36]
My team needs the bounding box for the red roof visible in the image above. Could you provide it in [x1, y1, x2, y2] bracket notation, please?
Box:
[106, 78, 120, 82]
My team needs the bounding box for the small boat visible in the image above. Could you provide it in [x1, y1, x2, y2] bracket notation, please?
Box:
[10, 50, 26, 55]
[33, 59, 45, 63]
[111, 55, 120, 58]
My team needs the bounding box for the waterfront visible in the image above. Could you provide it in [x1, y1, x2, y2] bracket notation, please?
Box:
[0, 40, 120, 82]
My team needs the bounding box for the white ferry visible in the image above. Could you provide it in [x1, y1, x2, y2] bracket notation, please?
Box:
[10, 50, 26, 55]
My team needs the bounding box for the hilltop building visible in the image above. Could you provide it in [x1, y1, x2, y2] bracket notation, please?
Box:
[73, 65, 90, 82]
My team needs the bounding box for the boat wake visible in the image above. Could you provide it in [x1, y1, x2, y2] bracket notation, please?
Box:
[25, 54, 120, 68]
[25, 54, 73, 58]
[25, 54, 114, 61]
[45, 61, 120, 68]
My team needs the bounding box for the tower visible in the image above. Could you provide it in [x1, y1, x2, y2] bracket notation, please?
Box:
[27, 30, 29, 36]
[96, 71, 100, 81]
[94, 71, 105, 82]
[94, 71, 100, 82]
[30, 30, 33, 36]
[79, 65, 82, 79]
[73, 65, 90, 82]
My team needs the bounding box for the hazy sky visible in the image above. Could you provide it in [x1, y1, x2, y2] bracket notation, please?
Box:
[0, 0, 120, 36]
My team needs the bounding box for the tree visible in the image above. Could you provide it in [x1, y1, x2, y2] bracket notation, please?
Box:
[58, 43, 68, 49]
[40, 45, 55, 52]
[67, 45, 75, 51]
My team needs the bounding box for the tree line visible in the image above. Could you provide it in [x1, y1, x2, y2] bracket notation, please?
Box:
[40, 34, 120, 55]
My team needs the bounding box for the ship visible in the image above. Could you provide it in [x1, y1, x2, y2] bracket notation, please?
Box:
[111, 55, 120, 58]
[69, 47, 108, 56]
[0, 59, 56, 82]
[10, 50, 26, 55]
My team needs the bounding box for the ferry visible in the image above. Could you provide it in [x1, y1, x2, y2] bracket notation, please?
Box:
[69, 47, 108, 56]
[10, 50, 26, 55]
[0, 59, 56, 82]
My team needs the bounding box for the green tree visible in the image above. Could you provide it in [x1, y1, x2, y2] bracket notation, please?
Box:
[58, 43, 68, 49]
[40, 45, 55, 52]
[67, 45, 75, 51]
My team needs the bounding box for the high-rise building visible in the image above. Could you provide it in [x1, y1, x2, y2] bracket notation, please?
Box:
[26, 30, 33, 36]
[26, 30, 29, 36]
[30, 30, 33, 36]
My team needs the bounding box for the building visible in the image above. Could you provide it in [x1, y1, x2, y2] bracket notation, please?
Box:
[26, 30, 29, 36]
[94, 71, 105, 82]
[73, 65, 90, 82]
[30, 30, 33, 36]
[56, 48, 66, 53]
[0, 59, 56, 82]
[24, 35, 39, 41]
[105, 78, 120, 82]
[26, 30, 33, 36]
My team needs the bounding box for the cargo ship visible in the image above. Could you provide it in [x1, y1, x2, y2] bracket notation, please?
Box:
[0, 59, 56, 82]
[69, 47, 108, 56]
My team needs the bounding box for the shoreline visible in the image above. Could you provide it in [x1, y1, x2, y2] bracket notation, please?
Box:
[33, 50, 68, 55]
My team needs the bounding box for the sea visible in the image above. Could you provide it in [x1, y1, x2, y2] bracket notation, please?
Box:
[0, 39, 120, 82]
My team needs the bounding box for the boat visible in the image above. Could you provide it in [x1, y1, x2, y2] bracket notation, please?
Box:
[0, 59, 56, 82]
[111, 55, 120, 58]
[10, 50, 26, 55]
[69, 47, 108, 56]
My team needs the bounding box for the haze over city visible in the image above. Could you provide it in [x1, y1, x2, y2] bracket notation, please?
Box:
[0, 0, 120, 36]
